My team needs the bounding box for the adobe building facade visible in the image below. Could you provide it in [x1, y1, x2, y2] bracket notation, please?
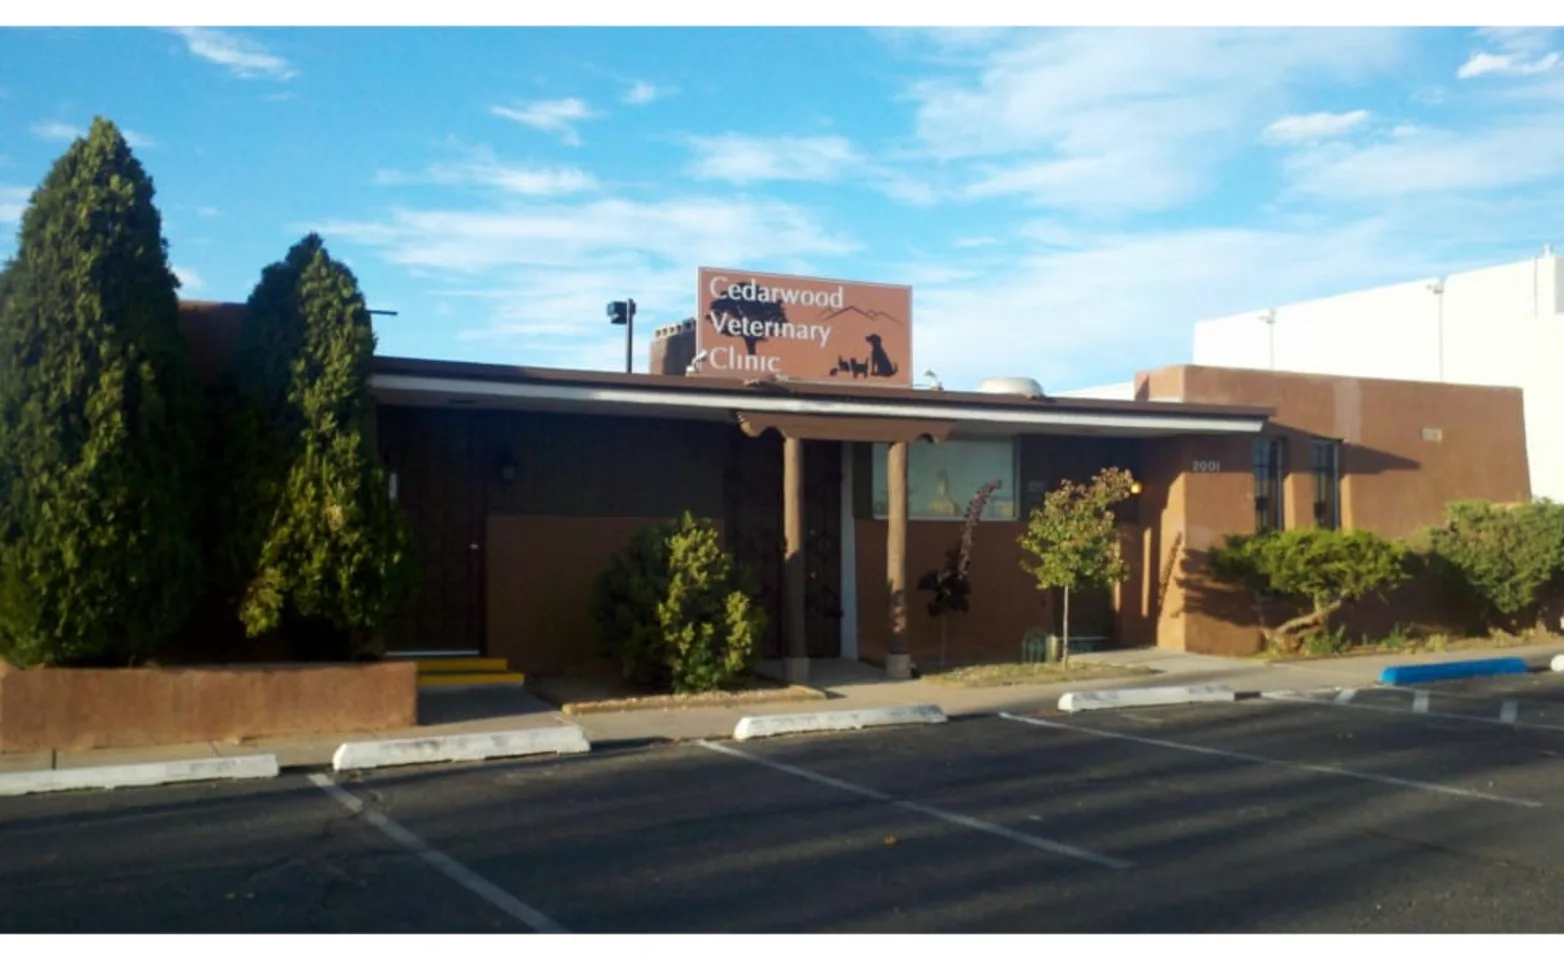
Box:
[178, 262, 1533, 678]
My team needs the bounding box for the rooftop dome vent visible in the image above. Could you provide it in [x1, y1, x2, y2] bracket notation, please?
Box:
[975, 376, 1046, 400]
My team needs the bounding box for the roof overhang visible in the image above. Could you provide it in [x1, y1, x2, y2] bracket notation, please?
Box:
[371, 371, 1270, 438]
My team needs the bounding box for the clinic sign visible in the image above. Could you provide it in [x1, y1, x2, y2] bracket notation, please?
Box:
[694, 268, 912, 386]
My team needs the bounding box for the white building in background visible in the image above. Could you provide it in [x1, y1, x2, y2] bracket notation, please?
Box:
[1187, 248, 1564, 502]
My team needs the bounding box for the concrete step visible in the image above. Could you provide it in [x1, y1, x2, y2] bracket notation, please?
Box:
[416, 671, 527, 688]
[413, 657, 510, 675]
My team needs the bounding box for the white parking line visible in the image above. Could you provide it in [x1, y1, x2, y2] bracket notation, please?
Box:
[1333, 688, 1357, 704]
[694, 740, 1133, 870]
[1413, 690, 1431, 714]
[998, 713, 1542, 809]
[1501, 700, 1520, 725]
[1265, 690, 1564, 735]
[308, 773, 568, 933]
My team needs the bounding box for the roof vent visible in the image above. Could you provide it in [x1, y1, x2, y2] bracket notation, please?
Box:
[975, 376, 1046, 400]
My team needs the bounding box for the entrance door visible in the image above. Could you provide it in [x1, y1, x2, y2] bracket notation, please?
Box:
[378, 406, 487, 655]
[723, 430, 843, 659]
[802, 441, 844, 657]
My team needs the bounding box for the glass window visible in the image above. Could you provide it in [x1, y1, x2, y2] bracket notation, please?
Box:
[1253, 438, 1285, 531]
[1311, 439, 1342, 530]
[871, 438, 1018, 521]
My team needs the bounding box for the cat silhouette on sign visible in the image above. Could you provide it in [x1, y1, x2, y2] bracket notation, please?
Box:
[828, 333, 900, 380]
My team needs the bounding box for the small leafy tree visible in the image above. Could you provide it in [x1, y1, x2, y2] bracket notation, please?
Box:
[0, 118, 205, 667]
[1427, 499, 1564, 631]
[1018, 468, 1137, 665]
[222, 234, 415, 658]
[1209, 528, 1410, 653]
[591, 512, 766, 694]
[918, 479, 1002, 669]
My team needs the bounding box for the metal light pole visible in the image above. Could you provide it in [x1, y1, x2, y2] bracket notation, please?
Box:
[607, 299, 636, 374]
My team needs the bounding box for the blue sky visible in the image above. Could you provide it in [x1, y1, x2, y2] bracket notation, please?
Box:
[2, 26, 1563, 390]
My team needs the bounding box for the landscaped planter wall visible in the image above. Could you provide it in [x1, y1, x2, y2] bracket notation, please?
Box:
[0, 660, 417, 753]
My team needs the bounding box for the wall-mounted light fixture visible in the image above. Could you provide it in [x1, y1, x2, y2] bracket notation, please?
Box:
[1129, 480, 1144, 496]
[495, 448, 518, 485]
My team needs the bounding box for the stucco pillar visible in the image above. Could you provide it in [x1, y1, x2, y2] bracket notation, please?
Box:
[782, 435, 809, 684]
[885, 439, 912, 680]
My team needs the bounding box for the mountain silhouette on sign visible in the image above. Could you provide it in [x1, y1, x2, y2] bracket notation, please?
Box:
[818, 305, 904, 327]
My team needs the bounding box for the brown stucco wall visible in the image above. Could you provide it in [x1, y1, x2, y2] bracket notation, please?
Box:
[854, 519, 1047, 667]
[1134, 365, 1532, 655]
[0, 661, 416, 753]
[485, 515, 728, 677]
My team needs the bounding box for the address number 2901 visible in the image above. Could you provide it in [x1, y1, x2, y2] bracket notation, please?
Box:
[1191, 460, 1222, 473]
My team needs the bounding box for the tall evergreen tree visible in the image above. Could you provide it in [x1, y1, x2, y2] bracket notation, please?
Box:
[224, 234, 414, 657]
[0, 118, 204, 667]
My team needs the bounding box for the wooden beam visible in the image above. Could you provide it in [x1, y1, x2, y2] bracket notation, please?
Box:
[782, 435, 809, 679]
[885, 439, 911, 678]
[737, 411, 954, 444]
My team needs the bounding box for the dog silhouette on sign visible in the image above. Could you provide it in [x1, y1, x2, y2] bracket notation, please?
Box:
[826, 334, 900, 380]
[866, 333, 898, 379]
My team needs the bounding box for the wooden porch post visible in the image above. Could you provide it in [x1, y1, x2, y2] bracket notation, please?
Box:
[782, 434, 809, 683]
[885, 439, 912, 679]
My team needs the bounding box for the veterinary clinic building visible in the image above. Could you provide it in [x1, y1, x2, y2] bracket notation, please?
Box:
[183, 267, 1533, 678]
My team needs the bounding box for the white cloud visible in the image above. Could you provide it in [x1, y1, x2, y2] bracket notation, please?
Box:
[491, 99, 597, 146]
[907, 204, 1544, 392]
[0, 185, 30, 225]
[172, 266, 204, 292]
[686, 134, 859, 183]
[377, 159, 598, 197]
[314, 190, 855, 368]
[953, 236, 999, 249]
[315, 197, 854, 275]
[1281, 119, 1564, 200]
[170, 27, 296, 81]
[683, 134, 937, 205]
[623, 80, 668, 105]
[908, 28, 1408, 212]
[31, 121, 155, 148]
[1457, 26, 1559, 80]
[1458, 51, 1560, 79]
[196, 206, 220, 218]
[1261, 110, 1371, 145]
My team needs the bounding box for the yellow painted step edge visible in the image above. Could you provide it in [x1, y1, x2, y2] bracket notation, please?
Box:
[417, 672, 527, 687]
[414, 658, 510, 674]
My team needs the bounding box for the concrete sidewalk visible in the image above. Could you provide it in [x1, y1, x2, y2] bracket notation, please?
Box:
[4, 640, 1563, 778]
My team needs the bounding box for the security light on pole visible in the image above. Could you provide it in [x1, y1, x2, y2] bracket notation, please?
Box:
[607, 299, 636, 374]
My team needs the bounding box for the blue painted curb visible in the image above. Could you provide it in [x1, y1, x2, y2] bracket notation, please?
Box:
[1379, 657, 1529, 686]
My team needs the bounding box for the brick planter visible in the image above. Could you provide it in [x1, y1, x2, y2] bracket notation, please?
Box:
[0, 660, 417, 753]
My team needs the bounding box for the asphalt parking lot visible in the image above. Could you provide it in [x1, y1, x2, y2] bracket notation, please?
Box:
[5, 671, 1564, 933]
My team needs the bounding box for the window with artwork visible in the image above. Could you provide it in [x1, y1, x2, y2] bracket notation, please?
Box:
[1311, 439, 1342, 530]
[1253, 438, 1285, 531]
[871, 438, 1019, 521]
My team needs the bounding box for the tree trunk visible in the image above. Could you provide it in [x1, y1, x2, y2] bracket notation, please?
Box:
[1269, 600, 1343, 653]
[1062, 586, 1071, 668]
[939, 616, 949, 670]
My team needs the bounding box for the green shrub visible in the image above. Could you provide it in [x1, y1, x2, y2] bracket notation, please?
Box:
[1209, 528, 1410, 653]
[1380, 622, 1415, 651]
[590, 512, 766, 694]
[0, 118, 205, 666]
[1427, 499, 1564, 629]
[1303, 624, 1352, 657]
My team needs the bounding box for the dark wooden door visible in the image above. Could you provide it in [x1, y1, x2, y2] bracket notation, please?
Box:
[723, 431, 844, 659]
[724, 429, 783, 657]
[379, 407, 487, 655]
[802, 440, 843, 658]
